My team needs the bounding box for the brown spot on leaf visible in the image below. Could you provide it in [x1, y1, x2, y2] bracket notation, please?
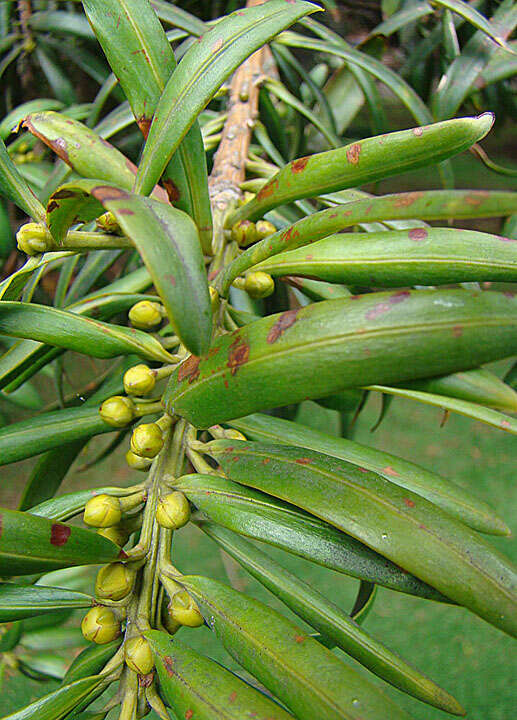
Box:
[163, 178, 181, 204]
[52, 189, 76, 200]
[227, 338, 250, 376]
[47, 200, 59, 213]
[139, 672, 154, 687]
[500, 236, 517, 242]
[165, 273, 176, 287]
[291, 156, 309, 174]
[464, 191, 489, 206]
[229, 691, 237, 703]
[390, 290, 410, 304]
[294, 634, 305, 643]
[262, 458, 271, 465]
[267, 308, 299, 344]
[413, 127, 423, 136]
[346, 143, 361, 165]
[92, 186, 129, 203]
[393, 192, 423, 208]
[163, 656, 175, 677]
[257, 178, 279, 201]
[137, 116, 152, 139]
[365, 291, 409, 320]
[382, 466, 400, 477]
[408, 228, 428, 242]
[295, 458, 312, 465]
[50, 523, 71, 546]
[404, 498, 415, 508]
[185, 711, 193, 720]
[501, 419, 511, 428]
[178, 355, 201, 383]
[452, 325, 463, 338]
[208, 268, 221, 282]
[117, 208, 134, 216]
[212, 38, 224, 53]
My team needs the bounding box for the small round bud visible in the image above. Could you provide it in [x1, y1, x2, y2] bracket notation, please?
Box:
[255, 220, 276, 240]
[84, 494, 122, 528]
[95, 563, 134, 601]
[231, 220, 257, 247]
[156, 492, 191, 530]
[97, 525, 130, 547]
[169, 590, 204, 627]
[130, 423, 163, 459]
[129, 301, 163, 330]
[162, 605, 181, 635]
[99, 396, 135, 428]
[244, 271, 275, 299]
[81, 607, 121, 644]
[96, 211, 120, 234]
[125, 450, 152, 472]
[16, 223, 53, 256]
[123, 364, 156, 396]
[124, 637, 154, 675]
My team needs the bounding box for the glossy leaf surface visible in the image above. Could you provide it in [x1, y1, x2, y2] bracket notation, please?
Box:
[147, 630, 296, 720]
[181, 575, 413, 720]
[164, 289, 517, 427]
[0, 508, 121, 575]
[0, 584, 93, 622]
[1, 675, 102, 720]
[209, 440, 517, 637]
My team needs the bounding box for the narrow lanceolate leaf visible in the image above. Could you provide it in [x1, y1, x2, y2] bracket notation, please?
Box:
[432, 0, 517, 119]
[46, 179, 212, 355]
[0, 509, 121, 576]
[400, 367, 517, 413]
[0, 406, 115, 466]
[62, 640, 121, 685]
[203, 524, 463, 714]
[0, 137, 46, 222]
[164, 289, 517, 428]
[22, 111, 167, 201]
[252, 228, 517, 287]
[28, 487, 138, 522]
[432, 0, 513, 48]
[0, 584, 94, 622]
[134, 0, 320, 196]
[368, 385, 517, 436]
[228, 412, 509, 536]
[220, 189, 517, 292]
[82, 0, 213, 249]
[179, 474, 448, 601]
[229, 114, 493, 226]
[181, 575, 413, 720]
[147, 631, 296, 720]
[1, 675, 102, 720]
[0, 302, 172, 362]
[209, 441, 517, 637]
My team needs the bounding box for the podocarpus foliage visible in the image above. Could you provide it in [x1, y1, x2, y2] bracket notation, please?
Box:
[0, 1, 516, 719]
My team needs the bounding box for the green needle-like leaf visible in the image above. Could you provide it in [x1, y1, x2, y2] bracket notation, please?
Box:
[147, 630, 296, 720]
[164, 289, 517, 427]
[134, 0, 320, 196]
[203, 523, 464, 714]
[0, 509, 122, 576]
[252, 228, 517, 286]
[179, 474, 448, 601]
[0, 301, 172, 362]
[0, 584, 94, 622]
[181, 575, 414, 720]
[209, 441, 517, 637]
[0, 675, 103, 720]
[220, 189, 517, 293]
[227, 412, 509, 536]
[227, 114, 493, 226]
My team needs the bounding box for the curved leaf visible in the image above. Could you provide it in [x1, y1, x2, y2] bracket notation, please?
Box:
[203, 523, 463, 714]
[0, 509, 122, 576]
[227, 412, 508, 536]
[253, 227, 517, 286]
[178, 474, 449, 601]
[221, 189, 517, 292]
[147, 631, 296, 720]
[134, 0, 320, 195]
[0, 675, 102, 720]
[209, 440, 517, 637]
[0, 137, 46, 222]
[164, 289, 517, 427]
[28, 487, 138, 522]
[181, 575, 413, 720]
[0, 584, 94, 622]
[227, 114, 493, 226]
[46, 179, 212, 355]
[62, 640, 121, 685]
[0, 301, 172, 362]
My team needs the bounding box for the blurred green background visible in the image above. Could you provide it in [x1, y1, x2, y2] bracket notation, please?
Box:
[1, 376, 515, 718]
